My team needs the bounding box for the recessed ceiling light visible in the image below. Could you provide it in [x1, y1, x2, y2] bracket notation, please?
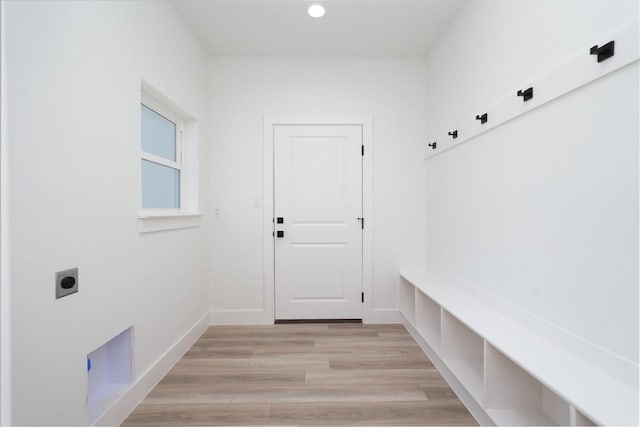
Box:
[308, 4, 325, 18]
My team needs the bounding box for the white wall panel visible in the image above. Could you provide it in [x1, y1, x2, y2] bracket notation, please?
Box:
[4, 1, 209, 424]
[423, 0, 639, 365]
[207, 58, 428, 317]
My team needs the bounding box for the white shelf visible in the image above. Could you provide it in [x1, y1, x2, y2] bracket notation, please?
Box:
[485, 343, 570, 426]
[87, 327, 133, 424]
[398, 276, 415, 324]
[398, 269, 639, 427]
[487, 409, 558, 427]
[441, 310, 484, 401]
[445, 358, 484, 403]
[415, 290, 441, 353]
[572, 407, 597, 426]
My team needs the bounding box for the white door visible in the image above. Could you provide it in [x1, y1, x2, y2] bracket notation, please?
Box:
[274, 125, 363, 320]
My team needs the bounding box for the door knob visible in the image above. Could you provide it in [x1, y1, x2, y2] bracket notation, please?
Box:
[276, 230, 284, 238]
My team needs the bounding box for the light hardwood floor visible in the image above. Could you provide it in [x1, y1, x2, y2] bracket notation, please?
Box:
[122, 323, 477, 426]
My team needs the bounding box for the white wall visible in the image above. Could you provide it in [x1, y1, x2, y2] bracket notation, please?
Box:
[0, 1, 11, 424]
[4, 0, 636, 423]
[4, 1, 209, 425]
[207, 57, 428, 321]
[423, 0, 638, 365]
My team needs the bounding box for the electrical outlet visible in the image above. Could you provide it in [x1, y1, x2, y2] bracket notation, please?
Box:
[56, 267, 78, 299]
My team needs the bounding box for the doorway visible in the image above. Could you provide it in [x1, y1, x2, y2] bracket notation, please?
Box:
[273, 124, 363, 319]
[263, 117, 373, 322]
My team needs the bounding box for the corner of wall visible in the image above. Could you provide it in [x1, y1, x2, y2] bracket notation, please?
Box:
[92, 313, 209, 426]
[0, 0, 12, 423]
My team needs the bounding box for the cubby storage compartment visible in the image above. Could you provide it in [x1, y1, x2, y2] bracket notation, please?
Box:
[87, 327, 133, 424]
[415, 290, 441, 353]
[398, 269, 635, 427]
[571, 407, 597, 426]
[441, 310, 484, 401]
[485, 343, 570, 426]
[399, 276, 415, 324]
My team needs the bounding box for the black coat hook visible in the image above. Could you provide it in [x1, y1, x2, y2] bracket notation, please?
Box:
[428, 142, 437, 150]
[448, 130, 458, 139]
[517, 87, 533, 102]
[590, 41, 614, 62]
[475, 113, 488, 124]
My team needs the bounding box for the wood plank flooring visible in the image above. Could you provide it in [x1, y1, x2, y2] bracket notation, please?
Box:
[122, 323, 477, 426]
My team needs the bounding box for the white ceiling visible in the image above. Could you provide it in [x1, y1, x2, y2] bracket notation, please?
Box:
[171, 0, 467, 57]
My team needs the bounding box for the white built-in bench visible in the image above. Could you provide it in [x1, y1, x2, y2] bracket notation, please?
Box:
[398, 269, 638, 426]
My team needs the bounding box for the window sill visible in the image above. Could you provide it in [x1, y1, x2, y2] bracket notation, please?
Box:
[138, 212, 202, 233]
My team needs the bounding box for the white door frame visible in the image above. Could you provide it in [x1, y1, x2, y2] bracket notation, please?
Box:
[263, 116, 373, 323]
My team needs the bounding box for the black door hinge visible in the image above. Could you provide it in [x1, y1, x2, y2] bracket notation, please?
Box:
[361, 145, 364, 156]
[357, 217, 364, 229]
[361, 292, 364, 303]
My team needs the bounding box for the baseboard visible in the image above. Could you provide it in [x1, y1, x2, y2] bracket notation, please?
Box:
[364, 308, 402, 324]
[401, 315, 493, 426]
[210, 308, 400, 325]
[92, 312, 209, 426]
[210, 309, 273, 325]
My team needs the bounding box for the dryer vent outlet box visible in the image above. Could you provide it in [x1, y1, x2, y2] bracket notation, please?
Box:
[56, 268, 78, 299]
[87, 327, 133, 424]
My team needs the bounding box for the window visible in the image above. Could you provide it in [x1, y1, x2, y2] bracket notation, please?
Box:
[140, 96, 183, 210]
[138, 82, 200, 233]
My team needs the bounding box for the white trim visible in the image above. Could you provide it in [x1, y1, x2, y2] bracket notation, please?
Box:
[137, 212, 202, 219]
[360, 120, 374, 322]
[263, 116, 374, 323]
[210, 309, 273, 325]
[365, 308, 403, 324]
[91, 313, 209, 426]
[140, 152, 181, 170]
[138, 214, 202, 234]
